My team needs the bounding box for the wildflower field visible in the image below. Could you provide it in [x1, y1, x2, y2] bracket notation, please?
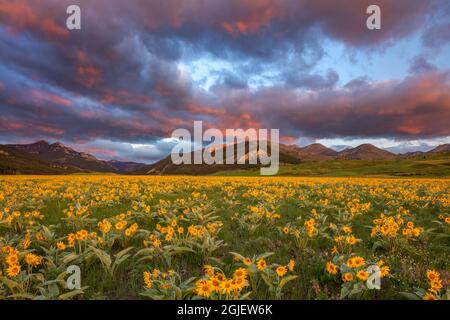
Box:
[0, 175, 449, 300]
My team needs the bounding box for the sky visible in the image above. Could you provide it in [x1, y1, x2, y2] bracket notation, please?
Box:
[0, 0, 449, 163]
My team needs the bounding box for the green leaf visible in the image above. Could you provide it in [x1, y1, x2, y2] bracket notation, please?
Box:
[349, 284, 363, 298]
[34, 273, 45, 282]
[229, 252, 246, 261]
[58, 289, 86, 300]
[340, 285, 350, 299]
[433, 233, 450, 241]
[260, 273, 272, 287]
[206, 257, 223, 265]
[399, 292, 421, 300]
[174, 285, 182, 299]
[40, 279, 66, 287]
[8, 293, 36, 300]
[372, 240, 384, 251]
[257, 252, 275, 260]
[239, 292, 252, 300]
[136, 256, 155, 264]
[115, 246, 134, 260]
[134, 248, 155, 257]
[88, 246, 112, 272]
[139, 291, 164, 300]
[164, 246, 195, 254]
[42, 225, 54, 239]
[279, 275, 298, 289]
[62, 252, 79, 265]
[0, 276, 20, 290]
[111, 254, 131, 276]
[48, 283, 60, 297]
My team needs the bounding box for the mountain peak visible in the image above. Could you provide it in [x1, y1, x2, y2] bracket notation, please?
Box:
[299, 143, 338, 157]
[10, 140, 51, 153]
[303, 143, 327, 149]
[49, 141, 76, 152]
[356, 143, 376, 149]
[2, 140, 147, 173]
[50, 141, 65, 147]
[31, 140, 50, 146]
[429, 144, 450, 153]
[337, 144, 395, 160]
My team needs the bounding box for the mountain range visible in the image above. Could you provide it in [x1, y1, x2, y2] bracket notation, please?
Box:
[0, 140, 449, 175]
[139, 142, 450, 175]
[0, 141, 146, 174]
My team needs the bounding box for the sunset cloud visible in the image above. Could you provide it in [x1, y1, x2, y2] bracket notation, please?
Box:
[0, 0, 449, 162]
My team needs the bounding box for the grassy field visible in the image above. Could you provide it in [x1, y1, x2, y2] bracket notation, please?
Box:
[214, 159, 450, 177]
[0, 175, 449, 300]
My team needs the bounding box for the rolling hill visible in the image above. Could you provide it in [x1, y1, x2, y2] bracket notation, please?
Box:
[141, 141, 450, 176]
[428, 144, 450, 153]
[299, 143, 338, 158]
[0, 141, 146, 174]
[138, 141, 303, 175]
[337, 144, 396, 160]
[139, 141, 395, 175]
[2, 140, 450, 176]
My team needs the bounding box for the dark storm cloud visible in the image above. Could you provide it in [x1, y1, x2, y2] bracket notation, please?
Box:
[344, 76, 371, 89]
[423, 23, 450, 49]
[421, 1, 450, 49]
[215, 71, 450, 140]
[284, 69, 339, 90]
[0, 0, 437, 97]
[0, 0, 434, 87]
[409, 55, 437, 75]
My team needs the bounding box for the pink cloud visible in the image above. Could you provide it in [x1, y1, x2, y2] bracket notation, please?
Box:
[101, 89, 153, 106]
[0, 0, 69, 40]
[31, 90, 72, 107]
[76, 66, 102, 88]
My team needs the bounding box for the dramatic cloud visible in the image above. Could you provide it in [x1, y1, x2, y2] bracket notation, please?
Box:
[409, 55, 437, 74]
[0, 0, 449, 161]
[421, 1, 450, 49]
[214, 71, 450, 140]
